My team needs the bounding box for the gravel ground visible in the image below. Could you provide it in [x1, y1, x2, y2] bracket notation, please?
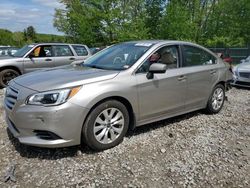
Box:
[0, 87, 249, 187]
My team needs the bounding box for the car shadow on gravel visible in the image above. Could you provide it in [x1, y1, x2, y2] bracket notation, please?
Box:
[6, 129, 99, 160]
[232, 86, 250, 91]
[7, 110, 204, 159]
[126, 110, 202, 137]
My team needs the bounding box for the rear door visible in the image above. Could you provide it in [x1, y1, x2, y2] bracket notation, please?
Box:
[52, 45, 76, 67]
[23, 45, 53, 73]
[71, 45, 91, 61]
[180, 45, 219, 111]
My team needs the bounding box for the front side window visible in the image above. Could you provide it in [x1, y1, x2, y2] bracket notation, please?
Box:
[53, 45, 73, 56]
[183, 45, 216, 67]
[83, 43, 151, 70]
[137, 45, 179, 73]
[31, 45, 52, 58]
[72, 45, 88, 56]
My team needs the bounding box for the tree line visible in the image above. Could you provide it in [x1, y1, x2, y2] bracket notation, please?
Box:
[0, 26, 67, 47]
[54, 0, 250, 47]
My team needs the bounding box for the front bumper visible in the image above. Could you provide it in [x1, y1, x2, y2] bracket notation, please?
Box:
[231, 76, 250, 88]
[4, 84, 89, 148]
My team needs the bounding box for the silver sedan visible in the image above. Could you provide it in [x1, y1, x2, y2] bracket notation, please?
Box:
[231, 60, 250, 88]
[4, 40, 232, 150]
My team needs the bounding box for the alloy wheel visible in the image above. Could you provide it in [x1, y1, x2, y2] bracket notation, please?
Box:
[93, 108, 125, 144]
[211, 87, 224, 111]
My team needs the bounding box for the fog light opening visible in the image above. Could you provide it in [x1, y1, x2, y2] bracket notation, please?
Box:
[33, 130, 62, 140]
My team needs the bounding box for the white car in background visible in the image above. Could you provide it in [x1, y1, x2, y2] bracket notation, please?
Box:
[231, 58, 250, 88]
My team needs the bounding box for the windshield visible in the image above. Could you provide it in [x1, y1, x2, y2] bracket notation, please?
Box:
[13, 45, 34, 57]
[83, 43, 152, 70]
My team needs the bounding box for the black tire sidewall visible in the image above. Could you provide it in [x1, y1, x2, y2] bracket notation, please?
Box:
[207, 84, 225, 114]
[0, 69, 19, 87]
[82, 100, 129, 150]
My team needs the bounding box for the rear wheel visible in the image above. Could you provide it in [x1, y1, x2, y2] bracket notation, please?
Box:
[0, 69, 20, 88]
[82, 100, 129, 150]
[206, 84, 225, 114]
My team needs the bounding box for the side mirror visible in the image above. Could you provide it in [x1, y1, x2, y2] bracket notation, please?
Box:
[146, 63, 167, 79]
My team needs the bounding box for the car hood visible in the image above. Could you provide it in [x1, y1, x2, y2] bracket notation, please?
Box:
[0, 56, 19, 60]
[236, 62, 250, 72]
[14, 65, 120, 91]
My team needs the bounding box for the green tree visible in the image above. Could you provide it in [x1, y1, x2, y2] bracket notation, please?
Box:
[25, 26, 36, 41]
[205, 0, 250, 47]
[0, 29, 14, 46]
[145, 0, 166, 39]
[54, 0, 149, 46]
[159, 1, 196, 41]
[12, 32, 24, 46]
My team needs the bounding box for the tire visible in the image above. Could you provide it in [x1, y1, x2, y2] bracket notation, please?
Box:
[0, 69, 20, 88]
[206, 84, 225, 114]
[82, 100, 129, 151]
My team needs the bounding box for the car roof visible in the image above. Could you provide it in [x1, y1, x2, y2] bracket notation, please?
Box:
[31, 43, 88, 46]
[122, 40, 202, 46]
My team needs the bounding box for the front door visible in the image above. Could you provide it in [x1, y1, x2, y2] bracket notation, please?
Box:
[135, 45, 187, 124]
[23, 45, 54, 73]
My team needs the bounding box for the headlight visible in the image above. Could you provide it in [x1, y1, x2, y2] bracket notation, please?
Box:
[27, 86, 81, 106]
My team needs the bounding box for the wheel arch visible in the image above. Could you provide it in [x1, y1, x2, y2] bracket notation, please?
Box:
[82, 96, 136, 139]
[215, 81, 226, 88]
[0, 66, 22, 75]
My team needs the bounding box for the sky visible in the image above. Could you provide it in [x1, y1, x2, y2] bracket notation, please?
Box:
[0, 0, 65, 35]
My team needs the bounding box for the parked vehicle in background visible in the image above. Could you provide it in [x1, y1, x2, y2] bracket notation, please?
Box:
[231, 59, 250, 87]
[89, 47, 100, 54]
[240, 55, 250, 64]
[217, 53, 233, 65]
[0, 46, 19, 56]
[4, 40, 232, 151]
[90, 47, 106, 54]
[0, 43, 91, 87]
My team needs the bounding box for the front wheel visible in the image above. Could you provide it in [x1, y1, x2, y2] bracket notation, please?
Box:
[0, 69, 20, 88]
[82, 100, 129, 150]
[206, 84, 225, 114]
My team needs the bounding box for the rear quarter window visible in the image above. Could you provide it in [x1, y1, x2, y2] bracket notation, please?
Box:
[72, 45, 88, 56]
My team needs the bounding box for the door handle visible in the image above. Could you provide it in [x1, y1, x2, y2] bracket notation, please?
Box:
[178, 75, 187, 81]
[45, 58, 52, 61]
[69, 57, 76, 60]
[210, 70, 217, 74]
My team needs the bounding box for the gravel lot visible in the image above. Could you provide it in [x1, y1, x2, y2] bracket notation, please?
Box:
[0, 87, 249, 187]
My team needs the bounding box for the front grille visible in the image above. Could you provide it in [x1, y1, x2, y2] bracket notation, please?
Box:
[5, 86, 19, 110]
[239, 72, 250, 79]
[235, 81, 250, 86]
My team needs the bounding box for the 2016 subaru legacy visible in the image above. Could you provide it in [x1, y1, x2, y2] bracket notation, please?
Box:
[4, 41, 232, 150]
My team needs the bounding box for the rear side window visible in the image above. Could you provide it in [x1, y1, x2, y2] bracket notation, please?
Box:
[53, 45, 73, 56]
[72, 45, 88, 56]
[183, 45, 216, 67]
